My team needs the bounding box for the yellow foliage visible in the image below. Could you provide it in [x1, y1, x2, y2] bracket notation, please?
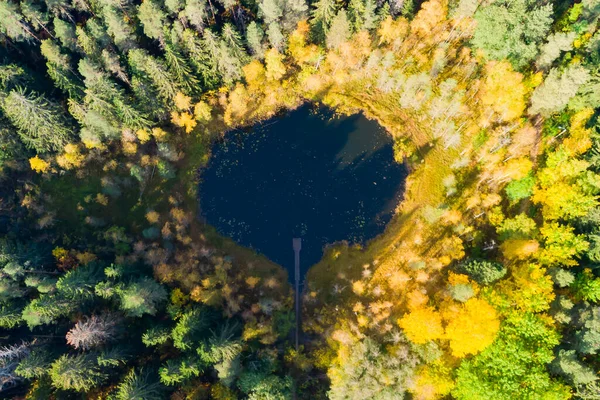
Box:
[352, 280, 365, 295]
[288, 20, 321, 64]
[136, 129, 151, 143]
[378, 16, 409, 48]
[501, 239, 540, 260]
[152, 127, 168, 141]
[447, 272, 470, 286]
[96, 193, 108, 206]
[171, 111, 197, 133]
[388, 270, 411, 290]
[398, 307, 444, 344]
[194, 101, 212, 122]
[407, 289, 429, 310]
[76, 252, 97, 265]
[265, 48, 286, 81]
[410, 363, 455, 400]
[411, 0, 448, 37]
[563, 108, 594, 156]
[122, 141, 138, 154]
[174, 92, 192, 110]
[480, 61, 526, 122]
[444, 298, 500, 358]
[243, 60, 266, 88]
[52, 247, 69, 262]
[146, 211, 160, 223]
[246, 276, 260, 288]
[57, 143, 85, 170]
[29, 156, 50, 173]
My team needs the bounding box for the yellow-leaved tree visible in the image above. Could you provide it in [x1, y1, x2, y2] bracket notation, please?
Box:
[398, 306, 444, 344]
[444, 298, 500, 357]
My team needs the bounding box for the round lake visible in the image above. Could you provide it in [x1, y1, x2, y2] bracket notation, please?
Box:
[199, 105, 407, 281]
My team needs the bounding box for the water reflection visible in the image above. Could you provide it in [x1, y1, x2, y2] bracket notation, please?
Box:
[199, 105, 407, 280]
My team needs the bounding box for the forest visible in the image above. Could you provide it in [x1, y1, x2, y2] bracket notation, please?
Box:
[1, 0, 600, 398]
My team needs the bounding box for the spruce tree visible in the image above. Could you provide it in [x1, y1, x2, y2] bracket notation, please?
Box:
[1, 88, 72, 153]
[246, 22, 266, 58]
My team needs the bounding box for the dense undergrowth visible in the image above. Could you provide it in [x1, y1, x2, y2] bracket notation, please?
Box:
[1, 0, 600, 399]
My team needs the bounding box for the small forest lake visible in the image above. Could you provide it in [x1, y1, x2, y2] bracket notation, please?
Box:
[199, 105, 407, 281]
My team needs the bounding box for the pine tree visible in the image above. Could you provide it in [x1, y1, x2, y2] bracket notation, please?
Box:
[53, 17, 78, 51]
[246, 22, 266, 58]
[311, 0, 337, 42]
[114, 369, 165, 400]
[0, 1, 38, 42]
[116, 278, 167, 317]
[1, 88, 72, 153]
[49, 353, 107, 392]
[40, 39, 83, 98]
[128, 49, 180, 103]
[15, 348, 53, 379]
[100, 4, 137, 51]
[529, 65, 591, 117]
[164, 41, 199, 95]
[183, 0, 208, 31]
[267, 22, 285, 50]
[66, 315, 118, 350]
[138, 0, 168, 42]
[326, 10, 351, 49]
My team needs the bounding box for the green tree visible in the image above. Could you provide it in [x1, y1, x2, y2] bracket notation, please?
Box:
[472, 0, 553, 70]
[456, 259, 507, 285]
[0, 1, 36, 42]
[326, 10, 351, 49]
[327, 337, 419, 399]
[453, 313, 570, 400]
[311, 0, 337, 43]
[138, 0, 167, 42]
[53, 17, 78, 51]
[246, 22, 266, 58]
[49, 353, 107, 392]
[1, 88, 72, 153]
[114, 369, 165, 400]
[15, 348, 53, 379]
[529, 66, 591, 117]
[117, 278, 167, 317]
[128, 49, 180, 103]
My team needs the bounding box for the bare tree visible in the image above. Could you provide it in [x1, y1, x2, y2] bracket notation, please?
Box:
[66, 315, 118, 350]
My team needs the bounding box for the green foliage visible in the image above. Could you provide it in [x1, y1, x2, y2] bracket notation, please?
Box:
[172, 307, 212, 350]
[529, 66, 591, 117]
[505, 175, 535, 203]
[15, 348, 53, 379]
[453, 313, 570, 400]
[327, 337, 419, 399]
[472, 0, 553, 70]
[575, 306, 600, 355]
[159, 357, 204, 386]
[49, 353, 107, 392]
[326, 10, 351, 49]
[113, 369, 165, 400]
[1, 88, 72, 153]
[550, 349, 597, 387]
[142, 325, 171, 347]
[449, 283, 475, 303]
[456, 259, 507, 285]
[117, 278, 168, 317]
[572, 269, 600, 302]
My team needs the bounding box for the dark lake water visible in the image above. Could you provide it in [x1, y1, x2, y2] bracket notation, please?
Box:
[199, 105, 407, 281]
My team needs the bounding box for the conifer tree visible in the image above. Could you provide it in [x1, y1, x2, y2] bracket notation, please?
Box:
[326, 10, 351, 49]
[49, 353, 107, 392]
[138, 0, 168, 42]
[1, 88, 72, 153]
[246, 22, 266, 58]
